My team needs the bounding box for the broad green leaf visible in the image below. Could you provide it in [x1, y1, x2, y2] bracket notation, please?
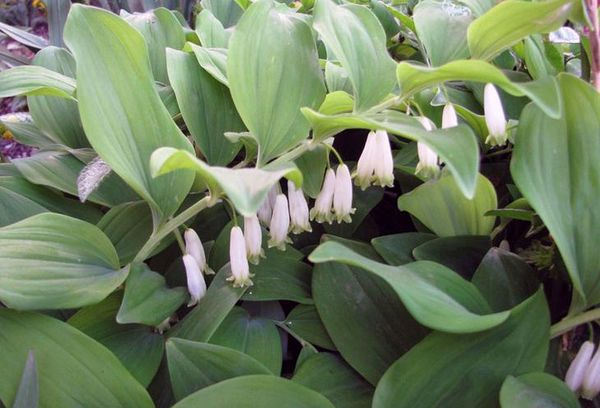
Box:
[13, 150, 139, 207]
[0, 213, 127, 310]
[166, 49, 243, 165]
[284, 305, 336, 350]
[68, 292, 164, 387]
[46, 0, 70, 48]
[0, 65, 76, 99]
[150, 147, 302, 217]
[472, 248, 539, 312]
[27, 47, 88, 148]
[398, 174, 497, 236]
[293, 353, 374, 408]
[396, 60, 562, 119]
[511, 74, 600, 312]
[195, 10, 229, 48]
[0, 310, 153, 407]
[467, 0, 573, 61]
[166, 338, 271, 401]
[294, 145, 329, 199]
[0, 21, 48, 49]
[413, 0, 473, 66]
[302, 109, 479, 198]
[200, 0, 243, 28]
[209, 307, 282, 375]
[189, 44, 229, 86]
[117, 263, 187, 326]
[456, 0, 495, 16]
[323, 186, 384, 238]
[371, 233, 436, 265]
[310, 241, 509, 334]
[0, 113, 54, 147]
[373, 290, 549, 408]
[313, 0, 396, 112]
[172, 375, 335, 408]
[123, 8, 186, 84]
[169, 265, 247, 341]
[228, 0, 326, 164]
[499, 373, 580, 408]
[325, 62, 354, 95]
[12, 352, 38, 408]
[64, 5, 195, 219]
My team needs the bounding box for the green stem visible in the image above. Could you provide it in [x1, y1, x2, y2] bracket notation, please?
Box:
[275, 321, 318, 353]
[550, 308, 600, 339]
[133, 196, 213, 263]
[173, 228, 186, 253]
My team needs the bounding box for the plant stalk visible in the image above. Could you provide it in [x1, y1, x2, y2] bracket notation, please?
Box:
[550, 307, 600, 338]
[586, 0, 600, 91]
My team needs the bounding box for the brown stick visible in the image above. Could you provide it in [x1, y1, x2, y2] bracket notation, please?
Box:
[586, 0, 600, 91]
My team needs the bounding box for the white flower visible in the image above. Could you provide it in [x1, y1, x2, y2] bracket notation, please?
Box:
[258, 184, 281, 225]
[565, 341, 595, 393]
[182, 254, 207, 307]
[244, 214, 264, 265]
[549, 27, 580, 44]
[184, 228, 213, 275]
[583, 344, 600, 399]
[484, 83, 508, 147]
[442, 103, 458, 128]
[373, 130, 394, 188]
[355, 131, 377, 190]
[310, 168, 336, 224]
[287, 180, 312, 234]
[333, 164, 355, 223]
[268, 194, 291, 250]
[227, 226, 253, 288]
[414, 117, 440, 180]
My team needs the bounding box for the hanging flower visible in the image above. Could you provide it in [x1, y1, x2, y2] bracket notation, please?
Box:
[483, 83, 508, 147]
[182, 254, 207, 307]
[414, 117, 440, 180]
[583, 343, 600, 399]
[565, 341, 595, 393]
[258, 184, 280, 225]
[184, 228, 213, 275]
[244, 214, 264, 265]
[310, 168, 336, 224]
[333, 164, 355, 223]
[442, 103, 458, 128]
[227, 226, 253, 288]
[355, 131, 377, 190]
[373, 130, 395, 188]
[268, 194, 291, 250]
[287, 180, 312, 234]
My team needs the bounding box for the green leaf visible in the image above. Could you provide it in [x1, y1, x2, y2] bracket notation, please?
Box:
[398, 174, 497, 236]
[150, 147, 302, 217]
[301, 109, 479, 198]
[46, 0, 70, 48]
[64, 4, 195, 219]
[12, 351, 38, 408]
[228, 0, 326, 163]
[284, 304, 336, 350]
[413, 0, 473, 66]
[166, 338, 272, 401]
[313, 0, 396, 112]
[323, 186, 384, 238]
[0, 213, 127, 310]
[195, 10, 229, 48]
[396, 60, 562, 119]
[209, 307, 282, 375]
[0, 65, 76, 99]
[294, 145, 329, 199]
[27, 47, 88, 148]
[166, 49, 243, 166]
[0, 21, 48, 49]
[171, 375, 335, 408]
[200, 0, 243, 28]
[0, 114, 54, 148]
[117, 263, 187, 326]
[68, 292, 164, 387]
[372, 290, 550, 408]
[371, 232, 436, 266]
[467, 0, 573, 61]
[293, 353, 374, 408]
[511, 74, 600, 312]
[0, 309, 153, 407]
[310, 241, 509, 334]
[189, 44, 229, 86]
[499, 373, 580, 408]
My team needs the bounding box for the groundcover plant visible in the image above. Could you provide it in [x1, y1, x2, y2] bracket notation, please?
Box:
[0, 0, 599, 406]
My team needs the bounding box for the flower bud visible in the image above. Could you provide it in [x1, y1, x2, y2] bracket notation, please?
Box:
[310, 168, 336, 224]
[373, 130, 394, 188]
[565, 341, 595, 393]
[333, 164, 355, 223]
[287, 180, 312, 234]
[414, 117, 440, 180]
[355, 131, 377, 190]
[258, 184, 281, 225]
[483, 83, 508, 147]
[583, 344, 600, 399]
[268, 194, 291, 250]
[227, 226, 253, 288]
[442, 103, 458, 128]
[182, 254, 207, 307]
[184, 228, 213, 275]
[244, 214, 264, 265]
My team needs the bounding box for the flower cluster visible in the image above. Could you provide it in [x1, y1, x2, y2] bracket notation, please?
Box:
[565, 341, 600, 399]
[310, 165, 355, 224]
[354, 130, 394, 190]
[182, 229, 211, 306]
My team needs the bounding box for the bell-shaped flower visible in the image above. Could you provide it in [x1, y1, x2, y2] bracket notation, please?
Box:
[257, 184, 280, 225]
[287, 180, 312, 234]
[354, 131, 377, 190]
[414, 117, 440, 180]
[583, 343, 600, 399]
[227, 226, 253, 288]
[184, 228, 213, 275]
[373, 130, 395, 188]
[565, 341, 595, 393]
[244, 214, 264, 265]
[484, 83, 508, 147]
[333, 164, 355, 223]
[268, 194, 291, 250]
[310, 168, 336, 224]
[442, 103, 458, 128]
[182, 254, 207, 307]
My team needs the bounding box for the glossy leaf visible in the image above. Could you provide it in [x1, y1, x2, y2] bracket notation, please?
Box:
[398, 174, 497, 237]
[0, 65, 76, 99]
[371, 232, 436, 266]
[64, 5, 195, 219]
[228, 0, 326, 164]
[0, 213, 127, 310]
[499, 373, 580, 408]
[0, 309, 153, 407]
[284, 305, 336, 350]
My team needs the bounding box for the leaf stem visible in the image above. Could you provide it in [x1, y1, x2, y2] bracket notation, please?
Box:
[550, 308, 600, 339]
